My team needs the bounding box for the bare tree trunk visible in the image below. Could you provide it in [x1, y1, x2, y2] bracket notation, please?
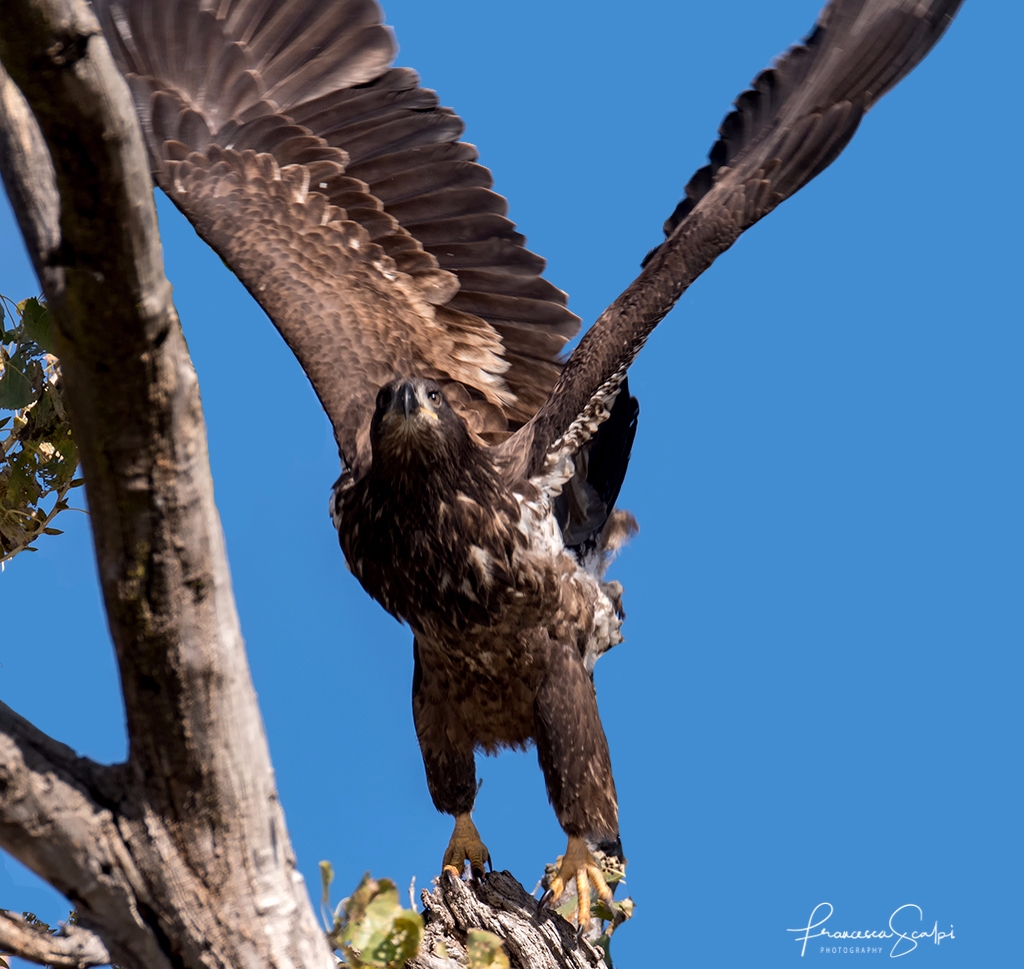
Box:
[0, 2, 334, 966]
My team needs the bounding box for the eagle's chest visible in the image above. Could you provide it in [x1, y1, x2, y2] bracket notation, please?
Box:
[336, 465, 541, 630]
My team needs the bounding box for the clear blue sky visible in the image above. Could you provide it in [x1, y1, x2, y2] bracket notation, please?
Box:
[2, 1, 1020, 965]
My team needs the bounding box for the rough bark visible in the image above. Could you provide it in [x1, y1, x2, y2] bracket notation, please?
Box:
[0, 64, 58, 267]
[410, 873, 606, 969]
[0, 2, 333, 967]
[0, 701, 160, 969]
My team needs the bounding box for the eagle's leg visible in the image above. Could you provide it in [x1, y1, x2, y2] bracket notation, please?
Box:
[534, 640, 620, 925]
[412, 639, 490, 878]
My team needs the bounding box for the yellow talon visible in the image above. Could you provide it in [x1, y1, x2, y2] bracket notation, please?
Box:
[441, 813, 490, 879]
[542, 836, 615, 927]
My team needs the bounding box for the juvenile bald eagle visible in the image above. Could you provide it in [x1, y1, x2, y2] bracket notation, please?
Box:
[97, 0, 962, 925]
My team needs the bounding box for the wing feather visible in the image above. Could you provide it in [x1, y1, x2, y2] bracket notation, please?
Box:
[165, 144, 512, 469]
[501, 0, 964, 484]
[95, 0, 580, 464]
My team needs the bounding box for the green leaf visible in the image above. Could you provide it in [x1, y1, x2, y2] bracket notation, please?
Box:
[338, 874, 423, 969]
[364, 910, 421, 968]
[466, 929, 510, 969]
[593, 933, 613, 968]
[19, 298, 54, 352]
[8, 459, 42, 506]
[0, 359, 33, 409]
[43, 527, 64, 535]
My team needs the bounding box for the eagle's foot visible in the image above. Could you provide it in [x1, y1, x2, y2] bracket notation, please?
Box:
[540, 835, 614, 927]
[441, 812, 490, 880]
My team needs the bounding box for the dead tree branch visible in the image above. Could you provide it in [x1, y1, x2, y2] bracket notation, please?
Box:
[0, 64, 58, 268]
[410, 873, 606, 969]
[0, 702, 165, 969]
[0, 1, 334, 966]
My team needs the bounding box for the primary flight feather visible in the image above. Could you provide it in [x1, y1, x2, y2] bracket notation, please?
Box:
[95, 0, 963, 926]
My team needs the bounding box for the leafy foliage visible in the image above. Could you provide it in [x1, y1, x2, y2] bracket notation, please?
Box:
[0, 295, 80, 566]
[321, 863, 424, 968]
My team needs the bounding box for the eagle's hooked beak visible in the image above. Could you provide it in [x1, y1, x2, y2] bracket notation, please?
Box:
[398, 381, 415, 418]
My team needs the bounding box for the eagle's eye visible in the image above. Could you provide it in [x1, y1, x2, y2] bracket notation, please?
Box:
[376, 387, 393, 410]
[427, 390, 440, 404]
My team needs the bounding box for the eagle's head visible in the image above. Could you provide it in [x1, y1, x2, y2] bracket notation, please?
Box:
[370, 377, 470, 468]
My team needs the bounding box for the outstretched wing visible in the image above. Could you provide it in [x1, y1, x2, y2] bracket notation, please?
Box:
[500, 0, 963, 485]
[95, 0, 580, 472]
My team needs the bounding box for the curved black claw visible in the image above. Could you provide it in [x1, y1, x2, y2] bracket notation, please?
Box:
[470, 857, 488, 881]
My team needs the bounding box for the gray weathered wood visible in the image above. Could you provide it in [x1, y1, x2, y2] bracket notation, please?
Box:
[0, 700, 163, 969]
[0, 2, 335, 967]
[410, 873, 605, 969]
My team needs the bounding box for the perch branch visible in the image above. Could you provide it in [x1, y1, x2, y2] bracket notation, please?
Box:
[410, 873, 607, 969]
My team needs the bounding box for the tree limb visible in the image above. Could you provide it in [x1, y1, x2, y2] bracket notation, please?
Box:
[410, 874, 607, 969]
[0, 911, 110, 969]
[0, 702, 168, 969]
[0, 701, 108, 796]
[0, 64, 58, 270]
[0, 2, 333, 966]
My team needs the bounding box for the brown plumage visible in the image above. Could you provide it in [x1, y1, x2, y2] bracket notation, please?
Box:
[96, 0, 963, 923]
[331, 375, 627, 892]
